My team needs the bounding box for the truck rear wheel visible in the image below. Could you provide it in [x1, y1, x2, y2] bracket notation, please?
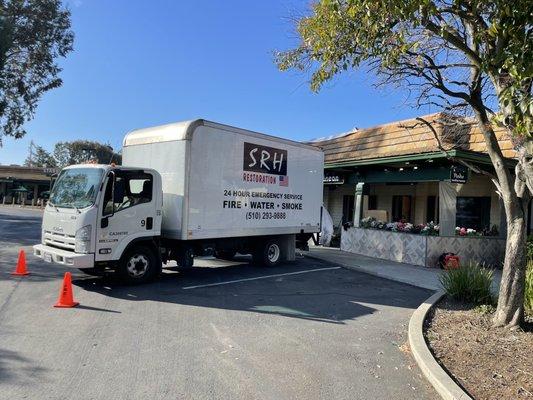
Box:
[253, 239, 282, 267]
[117, 245, 159, 284]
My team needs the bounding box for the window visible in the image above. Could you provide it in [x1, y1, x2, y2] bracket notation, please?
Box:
[456, 197, 491, 230]
[49, 168, 104, 209]
[368, 195, 378, 210]
[426, 195, 438, 223]
[103, 171, 153, 215]
[342, 195, 355, 224]
[392, 195, 412, 222]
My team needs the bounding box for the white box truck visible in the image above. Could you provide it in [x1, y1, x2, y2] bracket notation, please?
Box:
[33, 120, 324, 283]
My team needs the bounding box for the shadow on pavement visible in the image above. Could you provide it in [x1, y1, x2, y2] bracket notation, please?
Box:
[0, 348, 48, 385]
[0, 211, 42, 247]
[76, 304, 122, 313]
[73, 258, 431, 325]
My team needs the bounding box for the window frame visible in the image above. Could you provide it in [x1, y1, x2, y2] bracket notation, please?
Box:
[102, 170, 154, 216]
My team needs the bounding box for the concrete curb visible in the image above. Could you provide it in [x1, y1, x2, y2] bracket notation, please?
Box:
[304, 252, 438, 291]
[408, 290, 473, 400]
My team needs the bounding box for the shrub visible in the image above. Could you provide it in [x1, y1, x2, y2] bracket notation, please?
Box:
[526, 260, 533, 316]
[474, 304, 496, 315]
[439, 263, 494, 305]
[526, 235, 533, 261]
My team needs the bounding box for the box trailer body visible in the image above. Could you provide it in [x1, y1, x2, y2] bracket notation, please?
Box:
[33, 120, 324, 283]
[122, 120, 323, 241]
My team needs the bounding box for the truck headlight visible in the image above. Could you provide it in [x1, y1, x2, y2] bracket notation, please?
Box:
[75, 225, 92, 253]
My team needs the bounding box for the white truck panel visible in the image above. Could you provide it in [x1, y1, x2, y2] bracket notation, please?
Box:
[123, 140, 187, 238]
[186, 125, 323, 239]
[123, 120, 324, 241]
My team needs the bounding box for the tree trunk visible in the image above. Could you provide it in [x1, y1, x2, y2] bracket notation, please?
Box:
[493, 207, 528, 328]
[470, 103, 529, 328]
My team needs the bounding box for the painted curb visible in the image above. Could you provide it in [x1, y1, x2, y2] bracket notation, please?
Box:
[408, 290, 473, 400]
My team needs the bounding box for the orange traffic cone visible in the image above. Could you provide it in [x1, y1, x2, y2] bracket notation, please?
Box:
[54, 272, 79, 308]
[11, 250, 29, 276]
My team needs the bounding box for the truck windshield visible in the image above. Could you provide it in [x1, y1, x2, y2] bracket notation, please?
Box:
[49, 168, 104, 209]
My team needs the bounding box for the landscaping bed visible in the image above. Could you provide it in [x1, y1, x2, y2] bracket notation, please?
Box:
[424, 297, 533, 399]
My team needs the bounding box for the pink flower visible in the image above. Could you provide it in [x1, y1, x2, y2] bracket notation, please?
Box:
[459, 227, 467, 236]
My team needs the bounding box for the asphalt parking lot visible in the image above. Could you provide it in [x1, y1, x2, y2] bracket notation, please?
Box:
[0, 207, 437, 400]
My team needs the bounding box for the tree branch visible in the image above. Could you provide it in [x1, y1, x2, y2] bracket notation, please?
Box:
[402, 117, 502, 193]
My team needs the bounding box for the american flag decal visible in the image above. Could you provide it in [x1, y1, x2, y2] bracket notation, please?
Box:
[279, 176, 289, 186]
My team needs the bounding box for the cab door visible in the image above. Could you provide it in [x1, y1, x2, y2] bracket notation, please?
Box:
[95, 170, 156, 262]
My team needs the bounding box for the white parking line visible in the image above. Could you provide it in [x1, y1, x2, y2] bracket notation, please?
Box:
[182, 266, 341, 290]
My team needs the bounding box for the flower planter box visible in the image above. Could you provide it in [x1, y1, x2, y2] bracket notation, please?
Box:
[340, 227, 506, 268]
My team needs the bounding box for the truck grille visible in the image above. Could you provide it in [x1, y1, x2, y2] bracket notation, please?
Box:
[44, 230, 76, 252]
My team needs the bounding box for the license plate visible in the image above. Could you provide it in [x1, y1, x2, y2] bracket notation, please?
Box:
[43, 253, 52, 263]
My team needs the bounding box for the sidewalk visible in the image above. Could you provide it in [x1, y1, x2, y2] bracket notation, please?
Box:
[305, 246, 442, 290]
[305, 246, 503, 293]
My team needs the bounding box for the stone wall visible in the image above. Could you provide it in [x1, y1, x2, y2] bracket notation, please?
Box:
[340, 227, 427, 266]
[340, 227, 506, 267]
[426, 236, 506, 268]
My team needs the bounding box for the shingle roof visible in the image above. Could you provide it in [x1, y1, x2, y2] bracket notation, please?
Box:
[312, 113, 517, 165]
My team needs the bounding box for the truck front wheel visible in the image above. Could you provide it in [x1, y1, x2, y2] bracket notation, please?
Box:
[253, 239, 282, 267]
[117, 245, 159, 284]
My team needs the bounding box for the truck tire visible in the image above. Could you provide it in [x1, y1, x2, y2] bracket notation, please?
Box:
[117, 245, 159, 284]
[253, 239, 282, 267]
[214, 250, 236, 261]
[177, 246, 194, 269]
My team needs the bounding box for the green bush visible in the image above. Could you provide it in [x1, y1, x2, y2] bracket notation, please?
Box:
[526, 260, 533, 316]
[527, 235, 533, 261]
[439, 263, 494, 305]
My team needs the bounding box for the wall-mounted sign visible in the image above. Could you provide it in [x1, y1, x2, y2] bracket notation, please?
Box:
[43, 167, 60, 176]
[450, 165, 468, 184]
[323, 173, 345, 185]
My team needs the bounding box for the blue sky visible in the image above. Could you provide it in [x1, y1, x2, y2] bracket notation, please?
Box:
[0, 0, 429, 165]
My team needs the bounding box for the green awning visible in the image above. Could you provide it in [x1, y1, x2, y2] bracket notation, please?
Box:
[11, 185, 29, 193]
[324, 149, 516, 169]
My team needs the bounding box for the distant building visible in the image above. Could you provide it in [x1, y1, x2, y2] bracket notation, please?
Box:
[0, 165, 59, 205]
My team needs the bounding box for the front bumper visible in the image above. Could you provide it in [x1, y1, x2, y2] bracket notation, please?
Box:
[33, 244, 95, 269]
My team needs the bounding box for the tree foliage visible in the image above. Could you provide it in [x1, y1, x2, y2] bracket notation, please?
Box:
[276, 0, 532, 137]
[276, 0, 532, 328]
[0, 0, 74, 144]
[53, 140, 121, 167]
[24, 144, 56, 167]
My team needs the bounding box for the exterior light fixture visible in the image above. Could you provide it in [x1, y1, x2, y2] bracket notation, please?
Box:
[399, 167, 404, 171]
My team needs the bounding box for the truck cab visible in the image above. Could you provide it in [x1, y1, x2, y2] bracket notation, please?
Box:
[33, 164, 163, 283]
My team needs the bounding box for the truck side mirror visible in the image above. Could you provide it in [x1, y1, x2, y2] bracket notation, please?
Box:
[49, 174, 57, 191]
[108, 171, 116, 217]
[113, 179, 125, 210]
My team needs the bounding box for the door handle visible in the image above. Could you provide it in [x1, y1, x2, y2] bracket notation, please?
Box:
[146, 217, 153, 230]
[101, 217, 109, 228]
